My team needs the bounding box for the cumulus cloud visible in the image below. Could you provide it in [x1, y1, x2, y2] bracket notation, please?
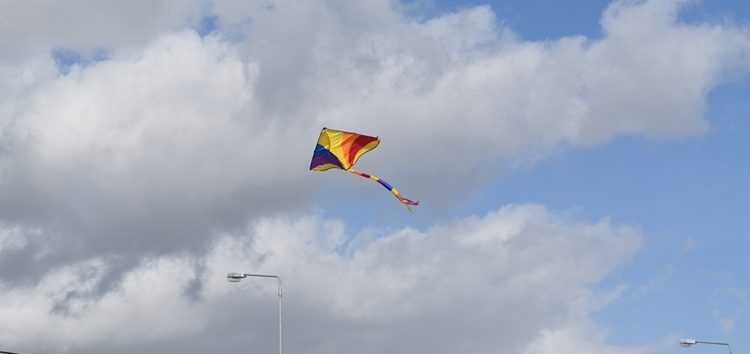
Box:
[0, 205, 644, 354]
[0, 0, 205, 62]
[0, 31, 319, 282]
[1, 0, 748, 265]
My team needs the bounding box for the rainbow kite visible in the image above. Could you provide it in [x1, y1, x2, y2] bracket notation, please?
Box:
[310, 127, 419, 210]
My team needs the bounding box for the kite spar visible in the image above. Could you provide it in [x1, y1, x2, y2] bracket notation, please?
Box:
[309, 127, 419, 211]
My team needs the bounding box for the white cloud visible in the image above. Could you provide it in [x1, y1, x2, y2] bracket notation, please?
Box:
[0, 0, 747, 260]
[1, 31, 317, 261]
[0, 224, 31, 252]
[681, 237, 697, 252]
[711, 286, 749, 335]
[0, 205, 644, 353]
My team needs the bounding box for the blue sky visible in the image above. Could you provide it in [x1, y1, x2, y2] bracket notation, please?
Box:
[319, 0, 750, 351]
[2, 1, 750, 353]
[454, 0, 750, 351]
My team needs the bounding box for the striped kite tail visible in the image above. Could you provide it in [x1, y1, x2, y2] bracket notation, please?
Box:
[348, 168, 419, 211]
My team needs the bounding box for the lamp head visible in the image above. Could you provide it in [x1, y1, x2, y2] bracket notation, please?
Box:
[680, 338, 697, 347]
[227, 272, 246, 282]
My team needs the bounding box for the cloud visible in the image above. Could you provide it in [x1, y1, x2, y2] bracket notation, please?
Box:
[0, 0, 748, 352]
[711, 286, 749, 335]
[681, 237, 697, 252]
[0, 31, 320, 282]
[0, 0, 748, 267]
[0, 205, 644, 354]
[0, 0, 205, 62]
[635, 264, 675, 297]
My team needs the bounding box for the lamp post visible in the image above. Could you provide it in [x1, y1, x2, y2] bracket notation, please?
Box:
[228, 272, 282, 354]
[680, 338, 733, 354]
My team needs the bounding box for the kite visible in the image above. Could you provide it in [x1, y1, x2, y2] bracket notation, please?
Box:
[309, 127, 419, 211]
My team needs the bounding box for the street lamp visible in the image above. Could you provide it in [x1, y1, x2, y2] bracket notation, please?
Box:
[228, 272, 283, 354]
[680, 338, 733, 354]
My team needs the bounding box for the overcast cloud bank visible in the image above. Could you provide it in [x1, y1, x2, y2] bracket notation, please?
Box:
[1, 205, 647, 354]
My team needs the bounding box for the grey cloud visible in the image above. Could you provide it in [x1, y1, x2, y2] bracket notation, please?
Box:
[0, 0, 748, 296]
[0, 32, 317, 281]
[0, 0, 205, 62]
[0, 205, 645, 354]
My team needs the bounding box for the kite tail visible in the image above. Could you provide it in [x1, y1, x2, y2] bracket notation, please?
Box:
[348, 168, 419, 211]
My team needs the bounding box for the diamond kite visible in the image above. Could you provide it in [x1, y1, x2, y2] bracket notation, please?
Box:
[309, 127, 419, 210]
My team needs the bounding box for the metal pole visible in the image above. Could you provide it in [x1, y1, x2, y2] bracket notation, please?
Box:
[695, 340, 733, 354]
[277, 276, 282, 354]
[242, 273, 282, 354]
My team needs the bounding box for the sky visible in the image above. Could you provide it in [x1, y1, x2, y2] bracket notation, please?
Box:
[0, 0, 749, 353]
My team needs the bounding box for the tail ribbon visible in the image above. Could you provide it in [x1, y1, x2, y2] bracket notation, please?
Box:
[347, 169, 419, 208]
